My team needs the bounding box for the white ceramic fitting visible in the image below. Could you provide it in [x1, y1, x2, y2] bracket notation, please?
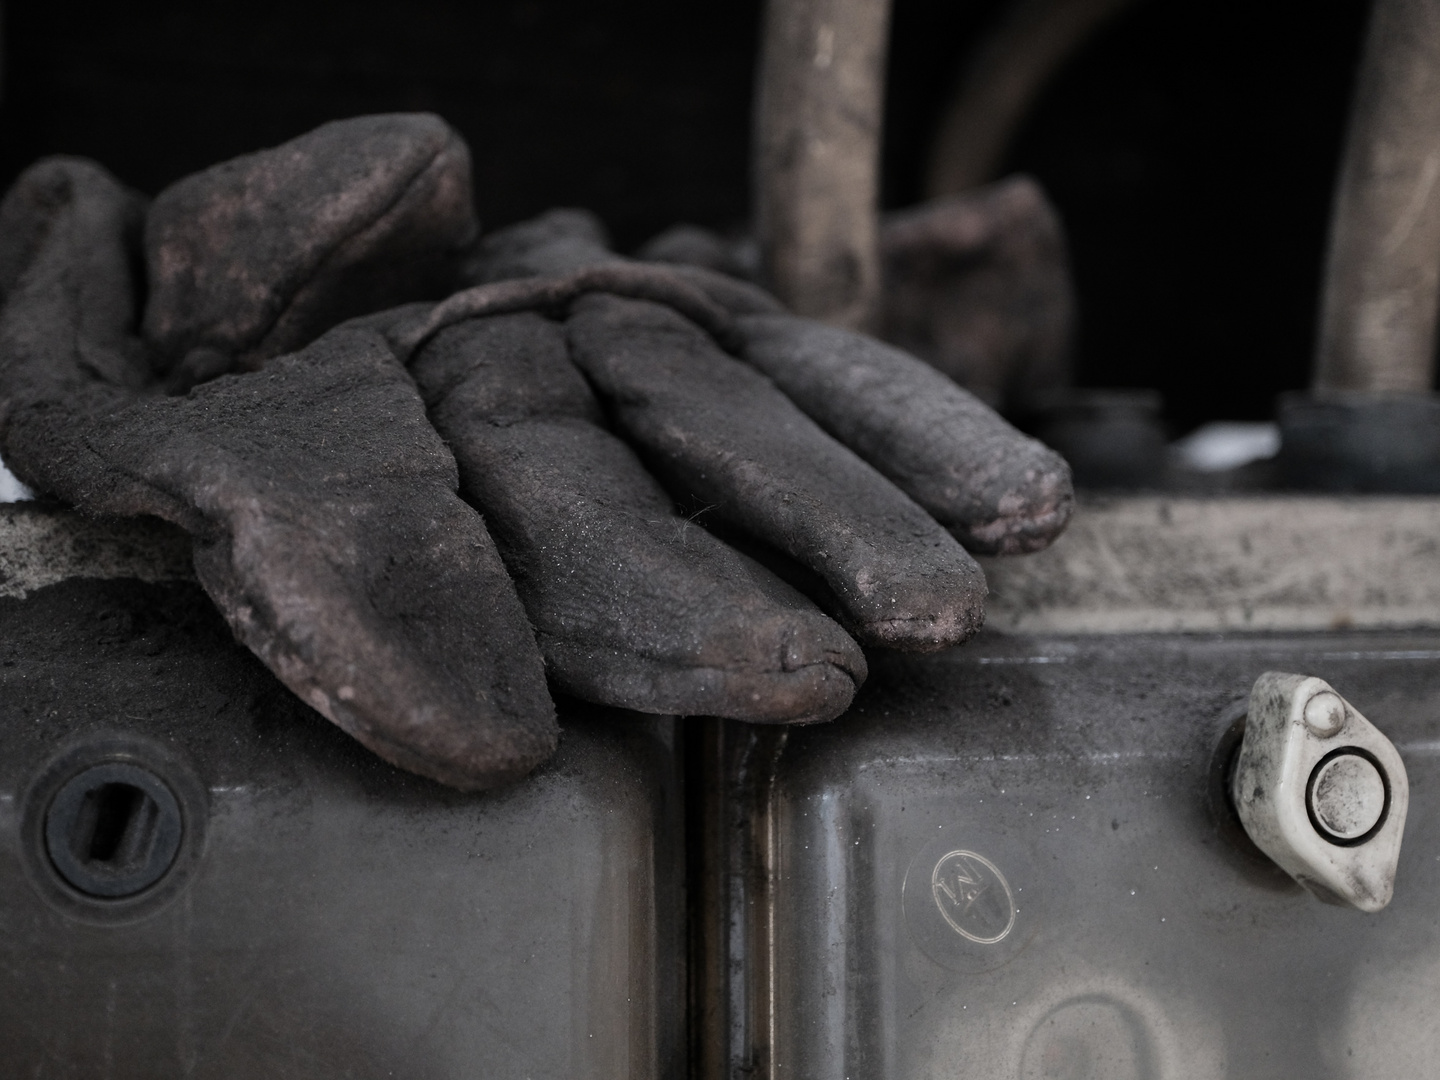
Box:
[1232, 672, 1409, 911]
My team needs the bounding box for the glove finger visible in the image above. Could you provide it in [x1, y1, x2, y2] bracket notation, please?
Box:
[732, 312, 1073, 555]
[144, 113, 476, 387]
[565, 294, 987, 651]
[0, 159, 555, 791]
[410, 310, 866, 723]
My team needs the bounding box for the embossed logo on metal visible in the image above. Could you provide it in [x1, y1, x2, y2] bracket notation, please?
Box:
[930, 849, 1016, 944]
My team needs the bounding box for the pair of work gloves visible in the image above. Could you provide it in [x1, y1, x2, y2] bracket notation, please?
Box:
[0, 114, 1072, 790]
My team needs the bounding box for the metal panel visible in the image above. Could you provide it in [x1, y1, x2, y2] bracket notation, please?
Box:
[0, 577, 684, 1079]
[699, 630, 1440, 1079]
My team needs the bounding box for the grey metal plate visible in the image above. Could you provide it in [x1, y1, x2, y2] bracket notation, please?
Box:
[705, 630, 1440, 1080]
[0, 578, 684, 1079]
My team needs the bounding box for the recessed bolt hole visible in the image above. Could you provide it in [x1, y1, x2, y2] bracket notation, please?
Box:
[44, 763, 183, 899]
[1307, 749, 1389, 845]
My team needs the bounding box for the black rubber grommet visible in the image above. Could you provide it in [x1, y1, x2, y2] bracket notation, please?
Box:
[44, 762, 184, 898]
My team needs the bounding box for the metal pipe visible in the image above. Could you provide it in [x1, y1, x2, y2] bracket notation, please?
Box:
[753, 0, 893, 330]
[1314, 0, 1440, 393]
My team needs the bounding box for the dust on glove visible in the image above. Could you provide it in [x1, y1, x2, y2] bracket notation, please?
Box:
[0, 139, 554, 791]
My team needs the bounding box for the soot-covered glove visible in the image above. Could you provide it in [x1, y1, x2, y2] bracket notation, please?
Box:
[385, 209, 1073, 723]
[0, 120, 557, 790]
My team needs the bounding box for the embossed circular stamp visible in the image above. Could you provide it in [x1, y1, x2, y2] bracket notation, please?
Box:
[930, 849, 1017, 944]
[903, 831, 1038, 973]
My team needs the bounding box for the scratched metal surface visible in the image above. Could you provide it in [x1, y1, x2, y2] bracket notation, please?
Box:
[707, 629, 1440, 1080]
[0, 577, 684, 1080]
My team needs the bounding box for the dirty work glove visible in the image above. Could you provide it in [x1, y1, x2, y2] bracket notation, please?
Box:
[384, 209, 1072, 721]
[142, 118, 866, 726]
[134, 118, 1069, 729]
[0, 126, 557, 791]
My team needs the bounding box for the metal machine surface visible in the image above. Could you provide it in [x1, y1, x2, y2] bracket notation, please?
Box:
[696, 630, 1440, 1079]
[0, 570, 684, 1079]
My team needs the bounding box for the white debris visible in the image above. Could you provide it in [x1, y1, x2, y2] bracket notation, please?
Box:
[1172, 421, 1280, 472]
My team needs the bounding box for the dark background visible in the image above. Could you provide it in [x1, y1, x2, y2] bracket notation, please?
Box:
[0, 0, 1374, 430]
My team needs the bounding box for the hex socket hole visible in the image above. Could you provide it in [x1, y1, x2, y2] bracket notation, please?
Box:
[44, 762, 184, 898]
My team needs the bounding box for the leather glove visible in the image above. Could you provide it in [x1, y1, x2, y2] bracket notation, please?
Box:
[387, 208, 1072, 722]
[0, 120, 556, 791]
